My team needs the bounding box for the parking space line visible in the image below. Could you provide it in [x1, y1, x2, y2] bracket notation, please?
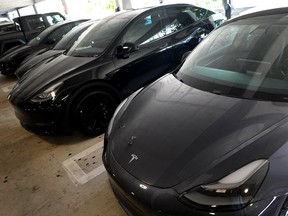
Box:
[62, 140, 106, 186]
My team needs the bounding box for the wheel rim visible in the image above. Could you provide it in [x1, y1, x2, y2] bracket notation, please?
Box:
[76, 92, 117, 135]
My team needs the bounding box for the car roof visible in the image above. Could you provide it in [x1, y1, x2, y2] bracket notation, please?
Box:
[103, 3, 202, 21]
[40, 19, 89, 32]
[13, 12, 64, 20]
[225, 7, 288, 25]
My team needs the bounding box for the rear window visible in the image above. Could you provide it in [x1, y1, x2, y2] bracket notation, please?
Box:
[27, 17, 45, 30]
[46, 14, 65, 25]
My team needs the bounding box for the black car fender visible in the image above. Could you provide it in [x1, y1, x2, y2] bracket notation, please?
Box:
[64, 80, 121, 125]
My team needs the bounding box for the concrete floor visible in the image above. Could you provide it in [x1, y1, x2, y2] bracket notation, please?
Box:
[0, 74, 126, 216]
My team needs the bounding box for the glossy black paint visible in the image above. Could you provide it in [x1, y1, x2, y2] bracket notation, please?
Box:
[9, 4, 223, 135]
[0, 19, 88, 76]
[15, 20, 95, 79]
[103, 8, 288, 216]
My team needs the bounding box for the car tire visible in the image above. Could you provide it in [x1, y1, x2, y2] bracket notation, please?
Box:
[74, 90, 117, 136]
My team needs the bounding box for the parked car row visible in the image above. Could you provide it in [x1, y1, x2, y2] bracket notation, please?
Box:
[3, 3, 288, 216]
[7, 3, 224, 136]
[15, 20, 96, 79]
[0, 19, 89, 76]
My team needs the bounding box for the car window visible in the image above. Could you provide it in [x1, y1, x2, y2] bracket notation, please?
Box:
[53, 25, 91, 50]
[27, 17, 46, 30]
[121, 9, 166, 45]
[46, 14, 65, 25]
[164, 6, 198, 34]
[28, 26, 56, 46]
[191, 7, 214, 20]
[46, 23, 74, 44]
[67, 16, 130, 57]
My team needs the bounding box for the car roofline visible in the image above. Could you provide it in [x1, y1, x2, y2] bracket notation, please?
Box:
[224, 7, 288, 25]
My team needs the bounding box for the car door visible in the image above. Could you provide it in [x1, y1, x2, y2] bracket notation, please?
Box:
[111, 8, 174, 97]
[164, 6, 216, 65]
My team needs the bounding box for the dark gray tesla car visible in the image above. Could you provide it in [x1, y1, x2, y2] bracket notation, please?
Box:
[103, 7, 288, 216]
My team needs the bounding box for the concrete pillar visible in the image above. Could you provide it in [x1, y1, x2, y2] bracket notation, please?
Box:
[121, 0, 132, 10]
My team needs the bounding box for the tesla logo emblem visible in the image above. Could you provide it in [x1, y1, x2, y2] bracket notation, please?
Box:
[128, 136, 136, 145]
[128, 154, 138, 164]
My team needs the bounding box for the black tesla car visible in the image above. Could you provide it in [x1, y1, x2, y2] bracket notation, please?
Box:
[103, 7, 288, 216]
[8, 4, 224, 136]
[0, 19, 88, 76]
[15, 20, 96, 79]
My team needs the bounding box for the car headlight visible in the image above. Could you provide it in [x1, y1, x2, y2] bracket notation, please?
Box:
[106, 87, 143, 137]
[30, 82, 63, 103]
[179, 159, 269, 212]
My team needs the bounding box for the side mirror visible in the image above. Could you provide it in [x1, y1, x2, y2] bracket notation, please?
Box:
[115, 42, 139, 59]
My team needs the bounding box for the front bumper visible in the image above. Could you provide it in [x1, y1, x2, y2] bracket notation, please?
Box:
[103, 139, 288, 216]
[104, 147, 186, 216]
[0, 62, 18, 76]
[10, 102, 71, 135]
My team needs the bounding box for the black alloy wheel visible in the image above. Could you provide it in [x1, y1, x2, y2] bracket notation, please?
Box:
[74, 91, 117, 136]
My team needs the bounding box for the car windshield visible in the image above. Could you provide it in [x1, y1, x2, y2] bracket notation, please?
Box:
[53, 23, 92, 50]
[28, 26, 54, 46]
[177, 13, 288, 102]
[66, 15, 130, 57]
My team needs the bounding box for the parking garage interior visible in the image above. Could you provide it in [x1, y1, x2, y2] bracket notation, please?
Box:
[0, 0, 287, 216]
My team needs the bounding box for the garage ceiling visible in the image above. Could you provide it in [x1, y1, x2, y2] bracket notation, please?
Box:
[0, 0, 44, 15]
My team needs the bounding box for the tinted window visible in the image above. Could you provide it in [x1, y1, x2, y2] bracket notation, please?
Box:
[28, 26, 55, 46]
[27, 17, 45, 30]
[46, 23, 74, 44]
[46, 14, 65, 25]
[177, 15, 288, 102]
[165, 6, 197, 34]
[28, 23, 77, 46]
[122, 9, 166, 45]
[191, 7, 214, 20]
[54, 24, 91, 50]
[67, 16, 130, 57]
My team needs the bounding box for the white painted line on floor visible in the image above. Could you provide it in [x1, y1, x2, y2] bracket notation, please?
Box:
[62, 140, 106, 186]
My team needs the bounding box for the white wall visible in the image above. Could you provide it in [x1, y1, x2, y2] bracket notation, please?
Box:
[35, 0, 66, 15]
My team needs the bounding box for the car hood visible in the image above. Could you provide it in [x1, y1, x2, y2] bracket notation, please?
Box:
[15, 50, 63, 78]
[111, 74, 288, 188]
[0, 45, 44, 62]
[9, 54, 94, 104]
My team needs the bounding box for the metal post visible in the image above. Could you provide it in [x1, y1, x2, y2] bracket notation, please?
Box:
[222, 0, 232, 19]
[33, 4, 38, 14]
[61, 0, 69, 15]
